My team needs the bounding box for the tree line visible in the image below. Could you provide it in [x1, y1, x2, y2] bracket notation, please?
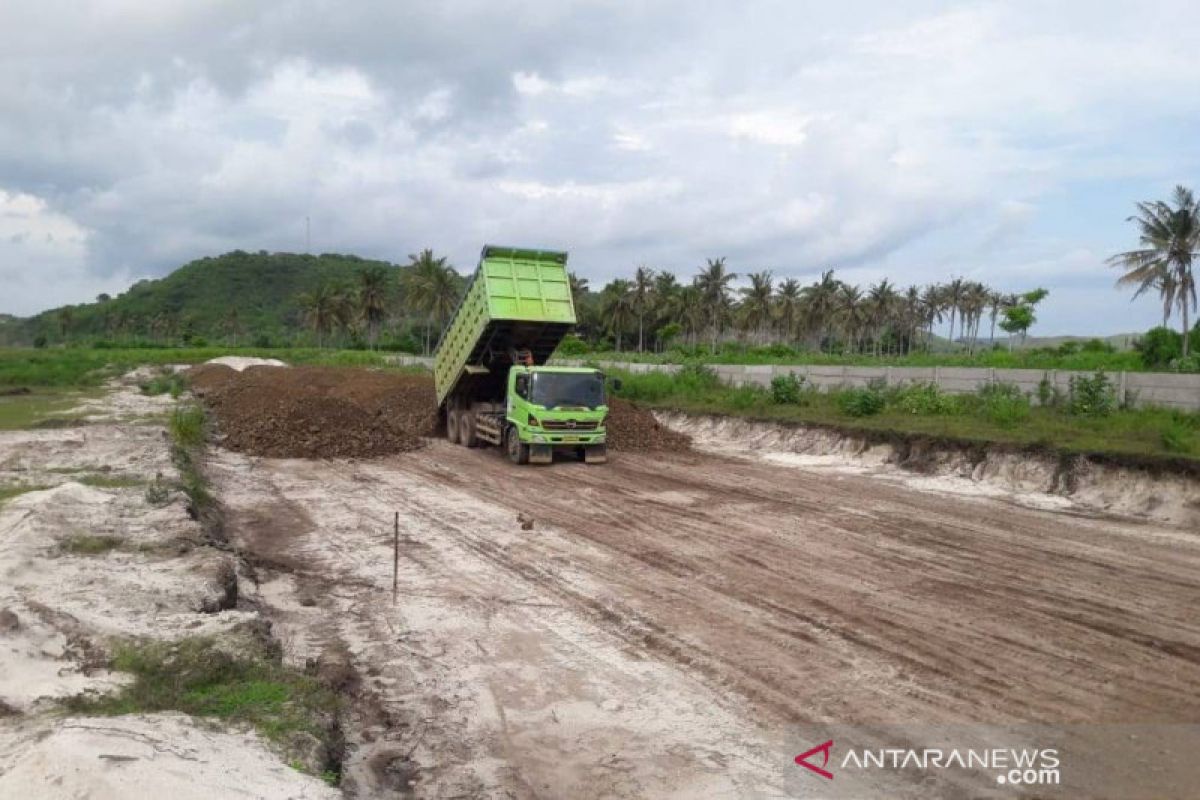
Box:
[572, 263, 1048, 356]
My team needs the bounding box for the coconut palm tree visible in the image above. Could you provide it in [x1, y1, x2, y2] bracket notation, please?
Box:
[297, 284, 339, 348]
[1108, 185, 1200, 357]
[694, 257, 737, 353]
[866, 279, 898, 356]
[943, 277, 966, 348]
[600, 279, 634, 351]
[403, 249, 460, 354]
[836, 284, 866, 354]
[802, 270, 841, 352]
[775, 278, 802, 345]
[630, 265, 655, 352]
[357, 266, 389, 349]
[740, 271, 774, 344]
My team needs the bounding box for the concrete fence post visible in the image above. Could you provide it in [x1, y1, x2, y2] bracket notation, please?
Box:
[933, 365, 940, 390]
[884, 365, 891, 386]
[1118, 371, 1127, 408]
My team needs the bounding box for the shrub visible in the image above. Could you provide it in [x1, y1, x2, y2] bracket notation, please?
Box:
[770, 373, 807, 404]
[33, 335, 47, 348]
[169, 404, 206, 448]
[1036, 373, 1063, 407]
[1161, 422, 1195, 454]
[1081, 338, 1114, 353]
[726, 384, 765, 410]
[892, 382, 958, 415]
[1067, 371, 1117, 417]
[555, 334, 590, 357]
[837, 387, 885, 417]
[1137, 327, 1182, 368]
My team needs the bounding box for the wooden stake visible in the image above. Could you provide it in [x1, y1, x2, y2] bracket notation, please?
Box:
[392, 511, 399, 605]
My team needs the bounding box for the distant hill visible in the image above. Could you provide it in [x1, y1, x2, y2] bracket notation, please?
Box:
[2, 251, 422, 348]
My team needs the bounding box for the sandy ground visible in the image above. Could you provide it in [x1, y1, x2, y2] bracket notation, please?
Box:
[211, 422, 1200, 797]
[0, 371, 337, 799]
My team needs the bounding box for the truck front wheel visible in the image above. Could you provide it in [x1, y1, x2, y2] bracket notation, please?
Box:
[506, 426, 529, 465]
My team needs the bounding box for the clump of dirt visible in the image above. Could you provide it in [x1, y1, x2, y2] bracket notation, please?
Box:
[189, 366, 437, 459]
[606, 398, 691, 452]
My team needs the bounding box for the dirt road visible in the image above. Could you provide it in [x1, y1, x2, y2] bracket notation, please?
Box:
[211, 429, 1200, 798]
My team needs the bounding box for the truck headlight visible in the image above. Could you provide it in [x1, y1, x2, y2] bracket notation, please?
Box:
[532, 434, 546, 443]
[528, 414, 540, 427]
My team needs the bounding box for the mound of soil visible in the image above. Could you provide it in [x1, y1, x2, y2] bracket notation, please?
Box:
[189, 365, 436, 458]
[187, 363, 686, 458]
[605, 398, 691, 452]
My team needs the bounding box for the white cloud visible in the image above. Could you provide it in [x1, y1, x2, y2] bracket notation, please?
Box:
[0, 0, 1195, 336]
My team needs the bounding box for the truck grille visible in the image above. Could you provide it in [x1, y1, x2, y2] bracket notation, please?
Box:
[541, 419, 599, 431]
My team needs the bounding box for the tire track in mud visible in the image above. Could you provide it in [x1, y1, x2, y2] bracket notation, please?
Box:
[403, 442, 1200, 728]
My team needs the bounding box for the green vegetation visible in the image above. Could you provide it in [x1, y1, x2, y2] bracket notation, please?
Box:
[0, 389, 92, 428]
[169, 404, 206, 449]
[59, 534, 125, 555]
[63, 636, 340, 764]
[78, 473, 146, 489]
[0, 346, 402, 389]
[613, 365, 1200, 461]
[0, 483, 51, 507]
[139, 369, 187, 397]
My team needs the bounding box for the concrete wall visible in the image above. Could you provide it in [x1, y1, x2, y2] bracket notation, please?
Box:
[389, 355, 1200, 411]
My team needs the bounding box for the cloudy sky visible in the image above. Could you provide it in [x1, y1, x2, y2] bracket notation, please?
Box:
[2, 1, 1198, 334]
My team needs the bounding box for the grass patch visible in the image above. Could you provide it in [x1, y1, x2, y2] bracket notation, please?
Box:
[613, 368, 1200, 463]
[63, 636, 341, 773]
[78, 473, 146, 489]
[0, 483, 51, 508]
[0, 391, 92, 430]
[0, 346, 406, 389]
[139, 369, 187, 398]
[170, 404, 206, 449]
[59, 534, 125, 555]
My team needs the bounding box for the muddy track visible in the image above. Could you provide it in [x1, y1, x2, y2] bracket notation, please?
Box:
[210, 436, 1200, 798]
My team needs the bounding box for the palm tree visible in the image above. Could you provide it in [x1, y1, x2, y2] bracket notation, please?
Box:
[775, 278, 802, 344]
[694, 257, 737, 353]
[651, 271, 681, 350]
[600, 279, 634, 351]
[944, 277, 966, 348]
[740, 271, 774, 344]
[802, 270, 841, 352]
[223, 306, 242, 347]
[1108, 185, 1200, 357]
[630, 265, 655, 352]
[866, 279, 898, 356]
[919, 285, 943, 353]
[404, 249, 460, 354]
[836, 284, 866, 354]
[57, 307, 74, 341]
[357, 266, 389, 349]
[986, 290, 1003, 349]
[297, 284, 339, 348]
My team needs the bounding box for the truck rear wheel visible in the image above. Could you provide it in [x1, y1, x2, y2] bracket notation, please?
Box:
[460, 411, 478, 447]
[446, 409, 460, 443]
[506, 426, 529, 465]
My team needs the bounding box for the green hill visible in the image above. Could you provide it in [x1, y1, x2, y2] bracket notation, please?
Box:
[4, 251, 424, 349]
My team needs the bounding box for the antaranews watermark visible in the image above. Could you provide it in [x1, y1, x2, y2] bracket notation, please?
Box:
[785, 724, 1200, 798]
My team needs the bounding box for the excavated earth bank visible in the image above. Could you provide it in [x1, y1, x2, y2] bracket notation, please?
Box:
[657, 411, 1200, 528]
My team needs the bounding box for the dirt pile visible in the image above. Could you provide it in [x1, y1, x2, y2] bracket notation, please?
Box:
[605, 398, 691, 452]
[190, 365, 437, 458]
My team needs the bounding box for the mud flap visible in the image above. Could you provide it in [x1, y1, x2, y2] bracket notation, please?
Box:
[584, 445, 608, 464]
[529, 444, 553, 464]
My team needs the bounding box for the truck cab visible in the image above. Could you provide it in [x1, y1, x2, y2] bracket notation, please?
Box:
[505, 366, 608, 464]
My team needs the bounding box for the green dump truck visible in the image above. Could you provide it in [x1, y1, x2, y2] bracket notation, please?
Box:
[433, 245, 611, 465]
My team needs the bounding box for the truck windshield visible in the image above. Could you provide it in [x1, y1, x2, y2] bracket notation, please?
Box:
[531, 372, 605, 409]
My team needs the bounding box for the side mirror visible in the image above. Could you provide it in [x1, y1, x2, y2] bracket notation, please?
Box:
[610, 378, 623, 392]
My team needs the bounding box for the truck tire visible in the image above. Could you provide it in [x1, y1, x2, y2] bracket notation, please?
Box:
[446, 409, 460, 443]
[460, 411, 478, 447]
[506, 426, 529, 465]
